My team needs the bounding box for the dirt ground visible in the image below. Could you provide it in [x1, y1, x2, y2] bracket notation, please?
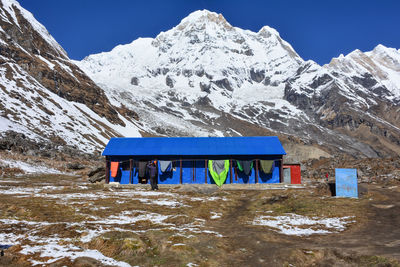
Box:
[0, 174, 399, 267]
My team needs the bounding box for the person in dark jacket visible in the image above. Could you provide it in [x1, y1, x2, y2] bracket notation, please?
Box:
[146, 161, 159, 190]
[138, 161, 147, 184]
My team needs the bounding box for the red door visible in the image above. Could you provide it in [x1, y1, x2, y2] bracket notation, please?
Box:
[290, 165, 301, 184]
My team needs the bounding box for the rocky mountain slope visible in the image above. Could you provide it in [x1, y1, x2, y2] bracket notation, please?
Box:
[0, 0, 142, 154]
[77, 10, 400, 158]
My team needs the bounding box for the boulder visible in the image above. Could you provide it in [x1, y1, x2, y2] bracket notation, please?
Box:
[88, 166, 105, 177]
[88, 172, 105, 183]
[67, 162, 85, 170]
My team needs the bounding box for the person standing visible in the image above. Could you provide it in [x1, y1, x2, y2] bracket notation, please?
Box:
[147, 161, 159, 190]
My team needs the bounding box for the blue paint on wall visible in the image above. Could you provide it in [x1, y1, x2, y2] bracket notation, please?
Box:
[335, 168, 358, 198]
[233, 167, 255, 184]
[108, 158, 281, 184]
[258, 161, 280, 183]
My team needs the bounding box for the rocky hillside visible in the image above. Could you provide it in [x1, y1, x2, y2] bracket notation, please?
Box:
[77, 10, 400, 158]
[0, 0, 143, 153]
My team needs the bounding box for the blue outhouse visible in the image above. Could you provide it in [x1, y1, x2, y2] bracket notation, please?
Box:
[102, 136, 286, 185]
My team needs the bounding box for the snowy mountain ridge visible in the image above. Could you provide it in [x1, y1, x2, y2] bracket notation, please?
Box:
[0, 3, 399, 159]
[76, 10, 400, 157]
[0, 0, 142, 153]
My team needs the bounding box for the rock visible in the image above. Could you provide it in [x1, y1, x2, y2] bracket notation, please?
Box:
[67, 162, 85, 170]
[182, 69, 192, 77]
[266, 194, 288, 204]
[88, 172, 105, 183]
[250, 69, 265, 83]
[212, 78, 233, 91]
[88, 166, 105, 177]
[313, 182, 332, 196]
[195, 69, 204, 77]
[130, 77, 139, 85]
[199, 82, 211, 93]
[166, 75, 175, 88]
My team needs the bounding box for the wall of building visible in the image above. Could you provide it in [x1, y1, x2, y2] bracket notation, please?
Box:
[107, 158, 281, 184]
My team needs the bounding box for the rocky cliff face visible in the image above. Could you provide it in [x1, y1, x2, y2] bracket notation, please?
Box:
[77, 10, 400, 158]
[284, 46, 400, 157]
[0, 0, 142, 153]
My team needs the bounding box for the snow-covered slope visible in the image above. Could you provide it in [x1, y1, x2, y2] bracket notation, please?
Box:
[76, 10, 308, 136]
[1, 2, 399, 158]
[327, 45, 400, 100]
[0, 0, 142, 153]
[77, 10, 400, 157]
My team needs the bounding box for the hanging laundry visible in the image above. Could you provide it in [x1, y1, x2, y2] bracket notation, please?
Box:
[159, 161, 172, 172]
[138, 161, 147, 178]
[237, 160, 253, 176]
[260, 160, 274, 174]
[110, 161, 119, 178]
[213, 160, 226, 174]
[208, 160, 229, 187]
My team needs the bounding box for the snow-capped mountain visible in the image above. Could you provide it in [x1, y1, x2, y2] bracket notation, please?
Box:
[0, 0, 142, 153]
[76, 10, 308, 139]
[1, 2, 398, 159]
[77, 10, 400, 157]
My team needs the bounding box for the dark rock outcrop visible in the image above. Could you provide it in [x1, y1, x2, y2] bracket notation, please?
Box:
[166, 75, 174, 88]
[250, 69, 265, 83]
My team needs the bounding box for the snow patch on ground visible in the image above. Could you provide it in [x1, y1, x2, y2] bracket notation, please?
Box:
[137, 198, 189, 208]
[210, 212, 222, 219]
[0, 159, 62, 174]
[252, 213, 354, 236]
[89, 210, 171, 225]
[20, 242, 131, 267]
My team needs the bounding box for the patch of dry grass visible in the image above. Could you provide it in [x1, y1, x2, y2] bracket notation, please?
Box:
[0, 174, 398, 266]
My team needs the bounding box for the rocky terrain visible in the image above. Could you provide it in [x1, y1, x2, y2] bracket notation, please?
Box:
[0, 0, 143, 155]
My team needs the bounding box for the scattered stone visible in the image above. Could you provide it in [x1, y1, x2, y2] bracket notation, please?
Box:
[88, 166, 104, 177]
[88, 173, 105, 183]
[266, 194, 288, 204]
[67, 162, 85, 170]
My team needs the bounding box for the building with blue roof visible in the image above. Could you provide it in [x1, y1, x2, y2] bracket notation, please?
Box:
[102, 136, 286, 185]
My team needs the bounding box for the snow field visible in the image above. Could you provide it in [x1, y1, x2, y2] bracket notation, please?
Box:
[252, 213, 355, 236]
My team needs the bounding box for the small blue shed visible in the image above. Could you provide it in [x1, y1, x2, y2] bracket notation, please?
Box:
[102, 136, 286, 185]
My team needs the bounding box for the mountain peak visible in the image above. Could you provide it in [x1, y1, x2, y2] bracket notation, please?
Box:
[258, 25, 280, 37]
[369, 44, 400, 57]
[176, 9, 232, 30]
[373, 44, 388, 52]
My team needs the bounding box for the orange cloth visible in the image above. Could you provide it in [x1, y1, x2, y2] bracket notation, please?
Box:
[110, 162, 119, 178]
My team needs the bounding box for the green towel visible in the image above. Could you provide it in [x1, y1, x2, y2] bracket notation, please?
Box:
[208, 160, 229, 187]
[260, 160, 273, 174]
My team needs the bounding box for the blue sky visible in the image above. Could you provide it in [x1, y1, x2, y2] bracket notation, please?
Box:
[19, 0, 400, 64]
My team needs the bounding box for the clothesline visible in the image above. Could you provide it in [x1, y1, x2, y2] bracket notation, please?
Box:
[108, 158, 279, 164]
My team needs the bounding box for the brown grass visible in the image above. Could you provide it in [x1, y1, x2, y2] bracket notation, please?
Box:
[0, 174, 398, 266]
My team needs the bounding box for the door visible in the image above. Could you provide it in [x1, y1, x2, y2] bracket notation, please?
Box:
[283, 168, 291, 184]
[290, 165, 301, 184]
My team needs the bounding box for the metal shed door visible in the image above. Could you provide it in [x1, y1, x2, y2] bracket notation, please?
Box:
[283, 168, 291, 184]
[290, 165, 301, 184]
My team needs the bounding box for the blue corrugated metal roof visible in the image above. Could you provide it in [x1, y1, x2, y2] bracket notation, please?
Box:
[102, 136, 286, 156]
